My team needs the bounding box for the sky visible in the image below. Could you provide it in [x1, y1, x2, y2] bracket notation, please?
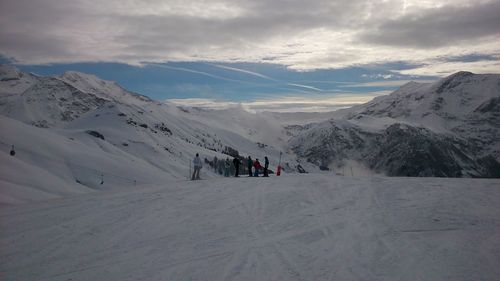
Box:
[1, 0, 499, 111]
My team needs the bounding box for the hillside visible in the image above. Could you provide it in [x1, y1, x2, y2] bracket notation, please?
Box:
[289, 72, 500, 177]
[0, 65, 297, 204]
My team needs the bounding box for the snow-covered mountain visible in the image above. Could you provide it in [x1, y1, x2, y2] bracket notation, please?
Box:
[2, 65, 499, 280]
[1, 65, 499, 203]
[0, 65, 298, 204]
[290, 71, 500, 177]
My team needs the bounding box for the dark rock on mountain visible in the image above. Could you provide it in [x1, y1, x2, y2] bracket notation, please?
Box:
[86, 130, 105, 140]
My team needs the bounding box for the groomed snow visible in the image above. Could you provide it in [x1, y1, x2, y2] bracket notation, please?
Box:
[1, 174, 499, 280]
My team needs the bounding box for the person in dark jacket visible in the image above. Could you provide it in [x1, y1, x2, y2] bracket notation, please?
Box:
[233, 157, 241, 177]
[224, 158, 231, 177]
[253, 159, 262, 177]
[263, 156, 269, 177]
[247, 156, 253, 177]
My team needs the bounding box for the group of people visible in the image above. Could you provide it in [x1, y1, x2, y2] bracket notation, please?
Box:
[191, 153, 270, 180]
[246, 156, 270, 177]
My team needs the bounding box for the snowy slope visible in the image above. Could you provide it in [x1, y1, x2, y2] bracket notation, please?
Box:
[0, 115, 177, 204]
[170, 105, 291, 149]
[1, 77, 110, 128]
[0, 64, 38, 95]
[1, 174, 499, 280]
[345, 72, 499, 123]
[59, 71, 152, 105]
[0, 65, 299, 204]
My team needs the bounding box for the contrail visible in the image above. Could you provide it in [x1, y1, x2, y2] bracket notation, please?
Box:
[287, 83, 324, 92]
[212, 64, 277, 81]
[149, 63, 251, 84]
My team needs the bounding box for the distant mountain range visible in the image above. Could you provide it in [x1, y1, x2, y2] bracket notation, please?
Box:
[289, 71, 500, 177]
[0, 65, 499, 203]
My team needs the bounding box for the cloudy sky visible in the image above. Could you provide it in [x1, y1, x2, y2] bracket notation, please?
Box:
[1, 0, 499, 111]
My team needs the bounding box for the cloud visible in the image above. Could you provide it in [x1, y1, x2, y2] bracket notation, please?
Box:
[340, 80, 436, 88]
[398, 60, 500, 76]
[358, 1, 500, 48]
[0, 0, 499, 75]
[441, 53, 500, 63]
[166, 92, 389, 112]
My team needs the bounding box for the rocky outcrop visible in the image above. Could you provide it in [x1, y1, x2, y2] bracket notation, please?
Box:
[290, 121, 500, 178]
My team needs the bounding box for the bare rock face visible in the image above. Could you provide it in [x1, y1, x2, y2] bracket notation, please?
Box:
[371, 124, 468, 177]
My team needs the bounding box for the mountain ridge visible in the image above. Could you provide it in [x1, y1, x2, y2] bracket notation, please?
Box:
[289, 71, 500, 177]
[1, 65, 499, 204]
[0, 65, 298, 204]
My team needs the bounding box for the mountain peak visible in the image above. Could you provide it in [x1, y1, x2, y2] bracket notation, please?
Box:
[60, 71, 107, 84]
[450, 70, 474, 76]
[57, 70, 151, 104]
[0, 64, 22, 81]
[435, 71, 475, 94]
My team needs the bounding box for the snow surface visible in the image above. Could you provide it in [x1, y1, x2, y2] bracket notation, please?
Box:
[1, 65, 499, 280]
[1, 174, 499, 280]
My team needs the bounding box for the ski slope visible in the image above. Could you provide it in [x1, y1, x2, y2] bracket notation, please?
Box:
[1, 174, 499, 281]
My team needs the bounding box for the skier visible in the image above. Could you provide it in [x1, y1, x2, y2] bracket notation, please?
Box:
[224, 158, 231, 177]
[253, 158, 262, 177]
[263, 156, 269, 177]
[233, 157, 241, 177]
[192, 153, 202, 180]
[247, 156, 253, 177]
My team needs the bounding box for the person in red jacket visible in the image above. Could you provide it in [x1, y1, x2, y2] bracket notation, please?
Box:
[253, 159, 262, 177]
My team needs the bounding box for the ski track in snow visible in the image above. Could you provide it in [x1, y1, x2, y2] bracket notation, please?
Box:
[1, 174, 500, 281]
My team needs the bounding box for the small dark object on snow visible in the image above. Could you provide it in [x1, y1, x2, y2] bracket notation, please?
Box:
[319, 165, 329, 171]
[297, 164, 307, 173]
[154, 123, 172, 135]
[10, 145, 15, 156]
[139, 123, 148, 128]
[86, 130, 105, 140]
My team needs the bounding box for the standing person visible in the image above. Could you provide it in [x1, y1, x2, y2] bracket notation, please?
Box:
[218, 160, 224, 175]
[192, 153, 202, 180]
[233, 157, 241, 177]
[253, 158, 262, 177]
[247, 156, 253, 177]
[213, 156, 218, 173]
[263, 156, 269, 177]
[224, 158, 231, 177]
